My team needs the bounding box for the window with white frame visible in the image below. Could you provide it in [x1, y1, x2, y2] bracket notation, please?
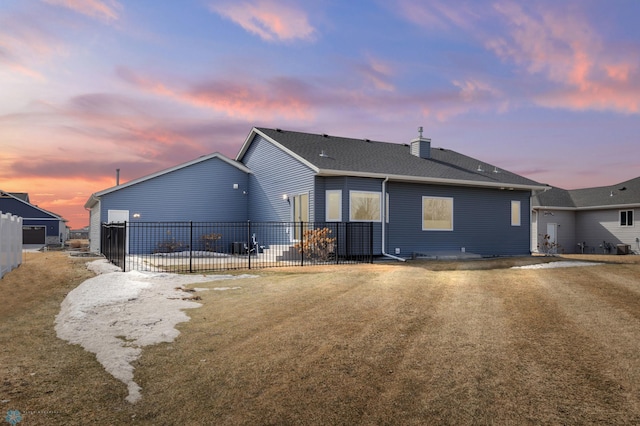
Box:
[511, 200, 521, 226]
[326, 190, 342, 222]
[620, 210, 634, 227]
[350, 191, 381, 222]
[423, 196, 453, 231]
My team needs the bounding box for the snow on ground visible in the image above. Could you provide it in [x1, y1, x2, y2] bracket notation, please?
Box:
[55, 258, 256, 404]
[511, 261, 603, 269]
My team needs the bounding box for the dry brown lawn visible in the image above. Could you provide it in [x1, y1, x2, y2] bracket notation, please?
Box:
[2, 252, 640, 425]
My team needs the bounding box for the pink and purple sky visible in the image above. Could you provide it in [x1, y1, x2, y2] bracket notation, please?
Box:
[1, 0, 639, 229]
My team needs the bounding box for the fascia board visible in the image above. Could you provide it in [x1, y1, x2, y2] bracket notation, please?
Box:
[84, 195, 99, 209]
[532, 206, 577, 211]
[316, 169, 548, 191]
[237, 128, 320, 172]
[235, 127, 259, 161]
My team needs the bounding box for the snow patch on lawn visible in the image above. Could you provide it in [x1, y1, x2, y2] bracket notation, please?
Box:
[512, 261, 603, 270]
[55, 259, 255, 404]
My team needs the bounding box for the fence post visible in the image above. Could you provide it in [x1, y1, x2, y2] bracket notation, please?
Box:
[369, 222, 374, 263]
[122, 222, 127, 272]
[189, 221, 193, 273]
[300, 221, 304, 267]
[335, 223, 340, 264]
[247, 220, 251, 270]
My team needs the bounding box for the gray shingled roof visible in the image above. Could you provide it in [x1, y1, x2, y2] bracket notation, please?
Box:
[255, 128, 545, 189]
[533, 176, 640, 208]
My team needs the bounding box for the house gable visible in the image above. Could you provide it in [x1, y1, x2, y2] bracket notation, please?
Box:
[95, 154, 251, 223]
[240, 131, 317, 222]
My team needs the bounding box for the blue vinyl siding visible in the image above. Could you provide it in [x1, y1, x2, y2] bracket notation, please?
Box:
[242, 134, 316, 222]
[0, 198, 61, 236]
[100, 157, 248, 223]
[316, 176, 384, 255]
[386, 182, 531, 257]
[0, 198, 56, 219]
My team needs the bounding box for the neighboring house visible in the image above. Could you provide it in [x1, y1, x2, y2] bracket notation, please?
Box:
[0, 190, 69, 246]
[87, 127, 547, 258]
[532, 177, 640, 254]
[84, 152, 251, 253]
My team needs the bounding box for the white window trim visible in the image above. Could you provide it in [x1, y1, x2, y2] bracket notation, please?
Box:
[349, 190, 382, 222]
[620, 209, 634, 227]
[326, 190, 342, 222]
[422, 196, 454, 231]
[511, 200, 521, 227]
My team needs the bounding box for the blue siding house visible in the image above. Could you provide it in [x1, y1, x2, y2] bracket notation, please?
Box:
[0, 191, 68, 246]
[87, 127, 547, 258]
[237, 128, 546, 258]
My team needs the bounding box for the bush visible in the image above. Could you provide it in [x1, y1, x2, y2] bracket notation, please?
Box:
[154, 240, 188, 253]
[200, 233, 222, 252]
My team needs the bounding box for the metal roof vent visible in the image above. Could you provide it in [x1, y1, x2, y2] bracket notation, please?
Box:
[319, 150, 329, 157]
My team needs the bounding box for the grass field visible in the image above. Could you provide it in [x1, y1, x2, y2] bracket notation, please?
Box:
[1, 252, 640, 425]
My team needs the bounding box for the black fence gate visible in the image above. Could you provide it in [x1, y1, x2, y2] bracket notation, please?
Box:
[101, 221, 373, 273]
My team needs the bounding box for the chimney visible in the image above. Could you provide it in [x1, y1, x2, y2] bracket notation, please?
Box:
[410, 126, 431, 159]
[116, 168, 120, 186]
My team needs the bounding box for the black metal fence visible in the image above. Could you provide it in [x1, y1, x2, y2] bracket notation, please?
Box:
[101, 221, 373, 273]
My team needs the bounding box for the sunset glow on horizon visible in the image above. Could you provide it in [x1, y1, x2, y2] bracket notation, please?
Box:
[1, 0, 639, 229]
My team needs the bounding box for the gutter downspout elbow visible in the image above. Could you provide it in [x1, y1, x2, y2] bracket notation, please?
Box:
[381, 177, 406, 262]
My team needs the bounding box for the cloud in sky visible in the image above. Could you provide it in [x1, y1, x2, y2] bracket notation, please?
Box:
[209, 0, 315, 42]
[355, 54, 396, 92]
[0, 12, 62, 80]
[1, 0, 639, 228]
[487, 2, 640, 113]
[42, 0, 121, 21]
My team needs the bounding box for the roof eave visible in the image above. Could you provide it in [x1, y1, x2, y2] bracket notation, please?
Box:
[576, 202, 640, 211]
[316, 169, 547, 191]
[84, 194, 99, 209]
[532, 206, 577, 211]
[534, 202, 640, 211]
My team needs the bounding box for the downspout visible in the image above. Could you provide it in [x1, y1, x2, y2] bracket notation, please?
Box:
[381, 177, 406, 262]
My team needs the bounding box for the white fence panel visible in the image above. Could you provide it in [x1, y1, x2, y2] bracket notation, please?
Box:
[0, 211, 23, 279]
